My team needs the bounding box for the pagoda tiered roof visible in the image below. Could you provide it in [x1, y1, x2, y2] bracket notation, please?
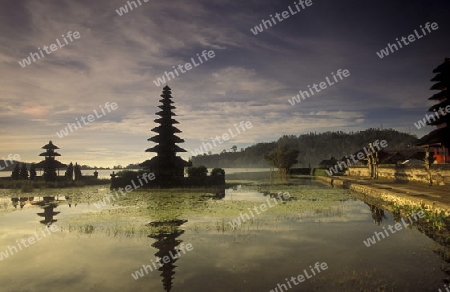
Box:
[42, 141, 59, 150]
[34, 160, 67, 168]
[417, 58, 450, 150]
[39, 151, 61, 156]
[428, 90, 448, 100]
[141, 85, 190, 180]
[145, 144, 187, 153]
[148, 136, 185, 143]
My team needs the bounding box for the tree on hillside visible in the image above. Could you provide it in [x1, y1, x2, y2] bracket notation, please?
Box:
[264, 145, 299, 177]
[190, 129, 417, 168]
[231, 145, 237, 152]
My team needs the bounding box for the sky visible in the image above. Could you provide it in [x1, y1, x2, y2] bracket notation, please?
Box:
[1, 0, 449, 167]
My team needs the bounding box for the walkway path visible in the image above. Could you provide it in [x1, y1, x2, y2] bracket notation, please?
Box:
[316, 175, 450, 213]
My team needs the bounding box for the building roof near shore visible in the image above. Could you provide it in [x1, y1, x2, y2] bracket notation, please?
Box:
[319, 157, 337, 168]
[417, 127, 450, 148]
[343, 149, 426, 165]
[378, 151, 426, 164]
[345, 149, 388, 164]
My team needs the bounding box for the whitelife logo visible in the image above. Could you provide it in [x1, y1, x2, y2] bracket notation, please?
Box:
[325, 140, 388, 176]
[376, 22, 438, 59]
[288, 69, 350, 106]
[362, 211, 425, 247]
[131, 243, 193, 280]
[228, 192, 290, 230]
[93, 172, 155, 209]
[56, 102, 118, 138]
[413, 104, 450, 129]
[269, 262, 328, 292]
[190, 121, 253, 156]
[115, 0, 149, 16]
[0, 225, 59, 261]
[153, 50, 216, 87]
[250, 0, 313, 35]
[0, 154, 21, 170]
[18, 31, 81, 68]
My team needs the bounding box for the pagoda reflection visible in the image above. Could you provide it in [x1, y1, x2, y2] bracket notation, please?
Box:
[147, 219, 188, 292]
[10, 196, 34, 209]
[34, 196, 60, 225]
[65, 195, 78, 208]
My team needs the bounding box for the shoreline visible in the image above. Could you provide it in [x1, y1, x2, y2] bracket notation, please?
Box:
[315, 175, 450, 215]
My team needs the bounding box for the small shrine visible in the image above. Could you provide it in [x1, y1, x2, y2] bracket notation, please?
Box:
[35, 141, 66, 181]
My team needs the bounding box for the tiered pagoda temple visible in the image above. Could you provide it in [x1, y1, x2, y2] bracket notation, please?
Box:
[36, 141, 66, 181]
[417, 58, 450, 163]
[141, 86, 190, 185]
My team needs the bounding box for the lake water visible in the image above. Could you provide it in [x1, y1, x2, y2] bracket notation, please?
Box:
[0, 176, 448, 292]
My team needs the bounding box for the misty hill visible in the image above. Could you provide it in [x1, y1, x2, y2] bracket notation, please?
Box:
[190, 128, 418, 168]
[0, 160, 20, 171]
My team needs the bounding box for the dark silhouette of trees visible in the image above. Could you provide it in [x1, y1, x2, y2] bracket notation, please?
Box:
[11, 163, 20, 180]
[19, 163, 28, 180]
[65, 162, 74, 181]
[29, 163, 37, 180]
[187, 166, 208, 179]
[211, 168, 225, 177]
[210, 168, 225, 184]
[74, 163, 82, 181]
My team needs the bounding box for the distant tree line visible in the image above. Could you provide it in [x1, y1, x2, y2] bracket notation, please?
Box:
[191, 128, 418, 168]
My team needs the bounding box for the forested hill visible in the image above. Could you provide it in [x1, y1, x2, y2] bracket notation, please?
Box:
[190, 128, 418, 168]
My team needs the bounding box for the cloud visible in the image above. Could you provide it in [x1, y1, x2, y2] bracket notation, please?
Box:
[1, 0, 449, 166]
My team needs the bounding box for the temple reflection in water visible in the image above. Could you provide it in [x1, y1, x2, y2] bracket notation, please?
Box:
[147, 219, 188, 292]
[35, 196, 60, 225]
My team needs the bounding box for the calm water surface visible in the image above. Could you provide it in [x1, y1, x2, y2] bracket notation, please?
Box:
[0, 178, 448, 292]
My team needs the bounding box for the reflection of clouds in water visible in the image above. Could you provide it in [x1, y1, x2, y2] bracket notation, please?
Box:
[298, 200, 374, 223]
[366, 203, 387, 225]
[224, 187, 267, 201]
[240, 200, 372, 225]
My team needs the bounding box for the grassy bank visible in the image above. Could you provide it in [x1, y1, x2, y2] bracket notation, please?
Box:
[0, 179, 110, 191]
